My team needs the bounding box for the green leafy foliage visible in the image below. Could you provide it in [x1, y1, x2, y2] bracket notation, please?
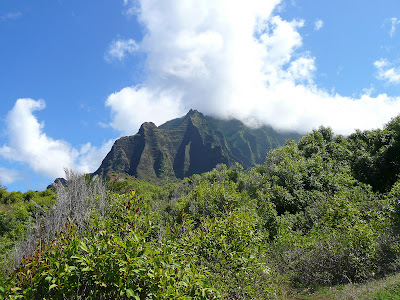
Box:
[4, 117, 400, 298]
[0, 189, 56, 272]
[2, 192, 219, 299]
[174, 213, 275, 298]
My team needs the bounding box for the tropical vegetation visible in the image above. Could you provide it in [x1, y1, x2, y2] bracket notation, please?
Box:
[2, 116, 400, 298]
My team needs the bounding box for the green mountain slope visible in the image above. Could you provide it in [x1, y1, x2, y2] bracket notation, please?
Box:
[94, 110, 301, 180]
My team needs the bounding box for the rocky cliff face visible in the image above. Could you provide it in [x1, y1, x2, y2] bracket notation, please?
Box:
[93, 110, 301, 180]
[46, 178, 68, 190]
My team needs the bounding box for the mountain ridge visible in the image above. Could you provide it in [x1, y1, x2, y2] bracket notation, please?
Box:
[93, 110, 302, 180]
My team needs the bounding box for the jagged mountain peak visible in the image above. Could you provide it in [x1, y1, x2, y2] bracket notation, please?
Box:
[186, 108, 199, 116]
[158, 109, 204, 130]
[138, 121, 157, 133]
[93, 110, 301, 180]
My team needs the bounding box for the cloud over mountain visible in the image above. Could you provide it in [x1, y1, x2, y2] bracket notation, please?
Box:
[107, 0, 400, 135]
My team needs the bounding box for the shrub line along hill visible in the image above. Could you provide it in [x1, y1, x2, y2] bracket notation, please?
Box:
[3, 114, 400, 298]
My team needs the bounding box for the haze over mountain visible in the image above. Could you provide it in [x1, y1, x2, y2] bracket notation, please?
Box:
[94, 110, 301, 180]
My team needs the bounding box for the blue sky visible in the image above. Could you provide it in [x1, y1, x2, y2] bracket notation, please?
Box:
[1, 0, 400, 192]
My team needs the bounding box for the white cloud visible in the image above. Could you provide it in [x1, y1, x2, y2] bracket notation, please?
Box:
[122, 0, 139, 16]
[389, 17, 400, 37]
[374, 58, 400, 84]
[0, 99, 113, 181]
[106, 87, 184, 135]
[286, 55, 316, 83]
[314, 19, 323, 31]
[76, 140, 114, 173]
[97, 121, 110, 128]
[0, 167, 24, 185]
[105, 39, 139, 62]
[106, 0, 400, 136]
[1, 12, 22, 22]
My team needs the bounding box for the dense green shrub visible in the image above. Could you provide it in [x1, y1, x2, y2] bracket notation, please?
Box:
[175, 213, 275, 299]
[5, 118, 400, 298]
[0, 188, 56, 274]
[2, 191, 219, 299]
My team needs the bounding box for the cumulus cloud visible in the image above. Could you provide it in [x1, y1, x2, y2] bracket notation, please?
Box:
[374, 59, 400, 84]
[106, 86, 184, 135]
[0, 99, 113, 181]
[286, 55, 316, 83]
[76, 140, 115, 173]
[314, 19, 323, 31]
[107, 0, 400, 135]
[105, 39, 139, 62]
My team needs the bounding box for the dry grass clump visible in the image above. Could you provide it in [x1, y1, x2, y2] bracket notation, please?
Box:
[3, 169, 107, 273]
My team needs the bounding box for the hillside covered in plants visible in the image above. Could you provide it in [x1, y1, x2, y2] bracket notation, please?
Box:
[3, 116, 400, 298]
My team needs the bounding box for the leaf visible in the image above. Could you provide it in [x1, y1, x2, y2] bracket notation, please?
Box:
[49, 284, 58, 291]
[126, 288, 135, 298]
[68, 266, 77, 271]
[79, 241, 89, 253]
